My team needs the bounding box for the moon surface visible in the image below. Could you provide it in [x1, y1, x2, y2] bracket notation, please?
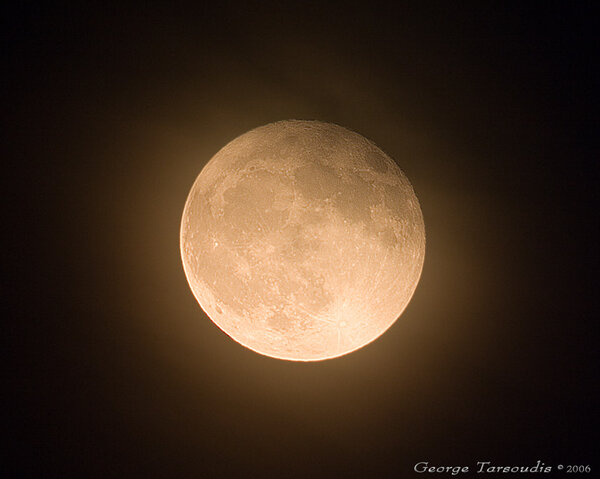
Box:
[181, 120, 425, 361]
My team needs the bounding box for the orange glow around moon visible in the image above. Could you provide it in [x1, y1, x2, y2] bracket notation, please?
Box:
[180, 120, 425, 361]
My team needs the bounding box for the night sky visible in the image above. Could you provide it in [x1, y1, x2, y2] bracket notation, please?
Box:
[6, 2, 597, 477]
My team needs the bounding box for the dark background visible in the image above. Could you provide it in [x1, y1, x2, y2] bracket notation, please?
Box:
[6, 1, 597, 477]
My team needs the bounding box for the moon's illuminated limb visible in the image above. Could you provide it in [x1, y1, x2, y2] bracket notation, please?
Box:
[180, 120, 425, 361]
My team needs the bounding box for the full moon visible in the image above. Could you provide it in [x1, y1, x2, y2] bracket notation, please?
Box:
[181, 120, 425, 361]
